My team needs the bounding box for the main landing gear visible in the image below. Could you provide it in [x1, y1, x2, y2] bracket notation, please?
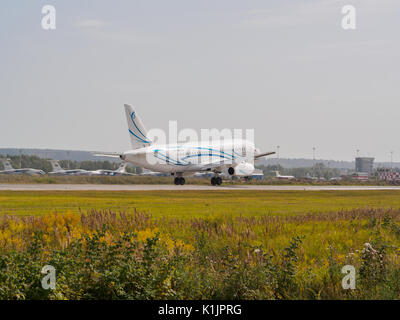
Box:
[211, 176, 222, 186]
[174, 177, 185, 185]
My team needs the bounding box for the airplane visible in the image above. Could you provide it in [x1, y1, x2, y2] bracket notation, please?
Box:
[0, 158, 45, 175]
[273, 171, 295, 180]
[140, 168, 168, 176]
[92, 162, 135, 176]
[96, 104, 275, 186]
[193, 172, 213, 178]
[48, 160, 93, 176]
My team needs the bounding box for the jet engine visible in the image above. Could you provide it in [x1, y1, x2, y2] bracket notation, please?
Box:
[228, 162, 255, 176]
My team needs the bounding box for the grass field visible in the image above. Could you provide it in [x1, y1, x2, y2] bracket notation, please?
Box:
[1, 190, 400, 217]
[1, 190, 400, 299]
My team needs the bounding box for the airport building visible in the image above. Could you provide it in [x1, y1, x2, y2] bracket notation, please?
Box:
[252, 169, 264, 181]
[355, 157, 374, 174]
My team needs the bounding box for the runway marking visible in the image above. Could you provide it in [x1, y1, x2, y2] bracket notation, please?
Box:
[1, 184, 400, 191]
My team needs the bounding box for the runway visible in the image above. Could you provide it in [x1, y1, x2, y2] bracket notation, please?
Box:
[1, 184, 400, 191]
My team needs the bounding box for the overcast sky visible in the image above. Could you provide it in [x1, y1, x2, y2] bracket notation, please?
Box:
[0, 0, 399, 161]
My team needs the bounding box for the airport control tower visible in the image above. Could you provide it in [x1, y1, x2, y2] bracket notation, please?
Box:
[355, 157, 374, 174]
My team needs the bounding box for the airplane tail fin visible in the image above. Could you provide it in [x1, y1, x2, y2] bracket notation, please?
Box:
[124, 104, 151, 149]
[116, 162, 127, 173]
[275, 171, 280, 177]
[1, 158, 14, 171]
[50, 160, 63, 172]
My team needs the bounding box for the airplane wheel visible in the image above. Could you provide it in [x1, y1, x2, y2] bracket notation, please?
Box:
[175, 177, 185, 185]
[211, 177, 216, 186]
[216, 177, 222, 185]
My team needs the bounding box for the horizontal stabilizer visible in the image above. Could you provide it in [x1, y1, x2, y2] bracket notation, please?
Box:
[254, 151, 275, 159]
[92, 152, 122, 158]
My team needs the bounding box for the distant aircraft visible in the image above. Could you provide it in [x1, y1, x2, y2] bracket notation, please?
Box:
[193, 172, 213, 178]
[0, 158, 45, 175]
[140, 168, 169, 177]
[273, 171, 295, 180]
[93, 162, 135, 176]
[48, 160, 93, 176]
[96, 104, 275, 186]
[140, 169, 160, 176]
[305, 173, 319, 180]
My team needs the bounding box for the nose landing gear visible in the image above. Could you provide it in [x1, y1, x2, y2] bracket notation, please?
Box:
[211, 176, 222, 186]
[174, 177, 185, 185]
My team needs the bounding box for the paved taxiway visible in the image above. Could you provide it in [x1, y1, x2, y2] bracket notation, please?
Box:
[1, 184, 400, 191]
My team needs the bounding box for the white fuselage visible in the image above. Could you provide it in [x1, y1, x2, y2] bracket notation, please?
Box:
[275, 171, 295, 180]
[92, 169, 134, 176]
[48, 169, 92, 176]
[122, 139, 256, 175]
[277, 175, 294, 180]
[0, 168, 45, 175]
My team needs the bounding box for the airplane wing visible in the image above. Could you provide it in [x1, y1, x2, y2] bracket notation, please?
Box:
[92, 152, 122, 158]
[254, 151, 275, 159]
